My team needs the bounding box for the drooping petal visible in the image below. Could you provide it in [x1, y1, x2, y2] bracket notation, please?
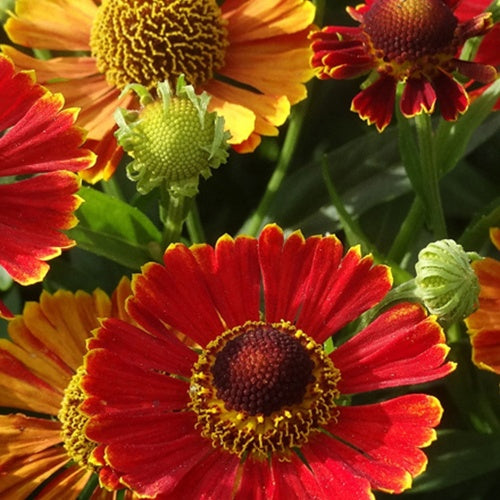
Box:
[431, 70, 469, 121]
[470, 329, 500, 374]
[351, 74, 398, 132]
[466, 257, 500, 332]
[400, 77, 437, 117]
[332, 303, 455, 394]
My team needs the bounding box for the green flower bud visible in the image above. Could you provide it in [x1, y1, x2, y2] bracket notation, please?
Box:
[415, 239, 480, 324]
[115, 75, 230, 196]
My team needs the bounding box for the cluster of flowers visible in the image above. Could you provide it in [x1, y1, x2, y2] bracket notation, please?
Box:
[0, 0, 499, 498]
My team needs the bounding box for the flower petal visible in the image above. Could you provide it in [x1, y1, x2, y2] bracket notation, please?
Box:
[351, 74, 398, 132]
[332, 303, 454, 394]
[400, 78, 437, 117]
[315, 395, 443, 494]
[470, 329, 500, 374]
[431, 70, 469, 121]
[5, 0, 96, 51]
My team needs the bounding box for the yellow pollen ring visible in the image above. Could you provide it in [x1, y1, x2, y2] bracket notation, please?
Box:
[58, 366, 96, 471]
[189, 321, 341, 460]
[90, 0, 228, 90]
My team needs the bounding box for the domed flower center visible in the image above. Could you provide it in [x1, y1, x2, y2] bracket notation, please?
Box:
[58, 367, 96, 470]
[212, 323, 315, 416]
[90, 0, 228, 90]
[363, 0, 458, 63]
[189, 321, 341, 459]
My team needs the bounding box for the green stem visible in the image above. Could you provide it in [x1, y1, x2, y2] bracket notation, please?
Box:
[159, 183, 193, 247]
[387, 197, 425, 264]
[185, 199, 205, 244]
[239, 100, 309, 237]
[414, 113, 447, 239]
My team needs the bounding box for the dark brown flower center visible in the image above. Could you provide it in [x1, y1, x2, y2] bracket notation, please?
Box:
[90, 0, 228, 90]
[363, 0, 458, 63]
[189, 321, 340, 459]
[212, 325, 315, 416]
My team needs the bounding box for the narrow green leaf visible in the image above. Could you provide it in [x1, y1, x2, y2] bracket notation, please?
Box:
[435, 78, 500, 176]
[67, 187, 162, 270]
[410, 429, 500, 493]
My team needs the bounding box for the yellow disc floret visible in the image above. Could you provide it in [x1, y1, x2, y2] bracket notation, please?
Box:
[58, 366, 96, 470]
[90, 0, 228, 90]
[189, 321, 341, 460]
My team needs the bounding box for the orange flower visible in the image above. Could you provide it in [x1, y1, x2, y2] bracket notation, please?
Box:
[465, 228, 500, 374]
[3, 0, 316, 182]
[0, 278, 134, 498]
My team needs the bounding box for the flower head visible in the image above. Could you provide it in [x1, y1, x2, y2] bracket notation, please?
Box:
[0, 54, 95, 289]
[115, 76, 230, 196]
[0, 279, 133, 498]
[465, 228, 500, 374]
[310, 0, 497, 131]
[80, 224, 454, 498]
[415, 239, 481, 325]
[4, 0, 316, 182]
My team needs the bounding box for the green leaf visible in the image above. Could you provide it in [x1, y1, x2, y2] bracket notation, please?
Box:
[67, 187, 162, 270]
[410, 429, 500, 493]
[435, 78, 500, 176]
[459, 198, 500, 250]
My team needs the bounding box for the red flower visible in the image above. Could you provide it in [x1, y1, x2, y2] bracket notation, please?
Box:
[80, 224, 454, 498]
[310, 0, 497, 131]
[465, 228, 500, 374]
[0, 55, 95, 289]
[455, 0, 500, 110]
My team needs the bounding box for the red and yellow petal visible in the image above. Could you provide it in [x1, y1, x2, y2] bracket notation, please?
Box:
[351, 74, 398, 132]
[86, 318, 197, 380]
[0, 283, 130, 414]
[0, 55, 45, 131]
[469, 329, 500, 374]
[0, 91, 94, 176]
[0, 347, 64, 415]
[400, 77, 437, 117]
[5, 0, 96, 52]
[466, 257, 500, 332]
[98, 434, 213, 498]
[82, 348, 190, 415]
[310, 27, 374, 80]
[314, 395, 443, 494]
[332, 303, 455, 394]
[431, 70, 469, 121]
[0, 414, 61, 463]
[0, 446, 71, 499]
[0, 172, 82, 285]
[129, 234, 261, 347]
[258, 225, 392, 343]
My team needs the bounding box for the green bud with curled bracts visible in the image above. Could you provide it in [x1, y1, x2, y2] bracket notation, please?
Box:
[415, 239, 481, 325]
[115, 75, 230, 196]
